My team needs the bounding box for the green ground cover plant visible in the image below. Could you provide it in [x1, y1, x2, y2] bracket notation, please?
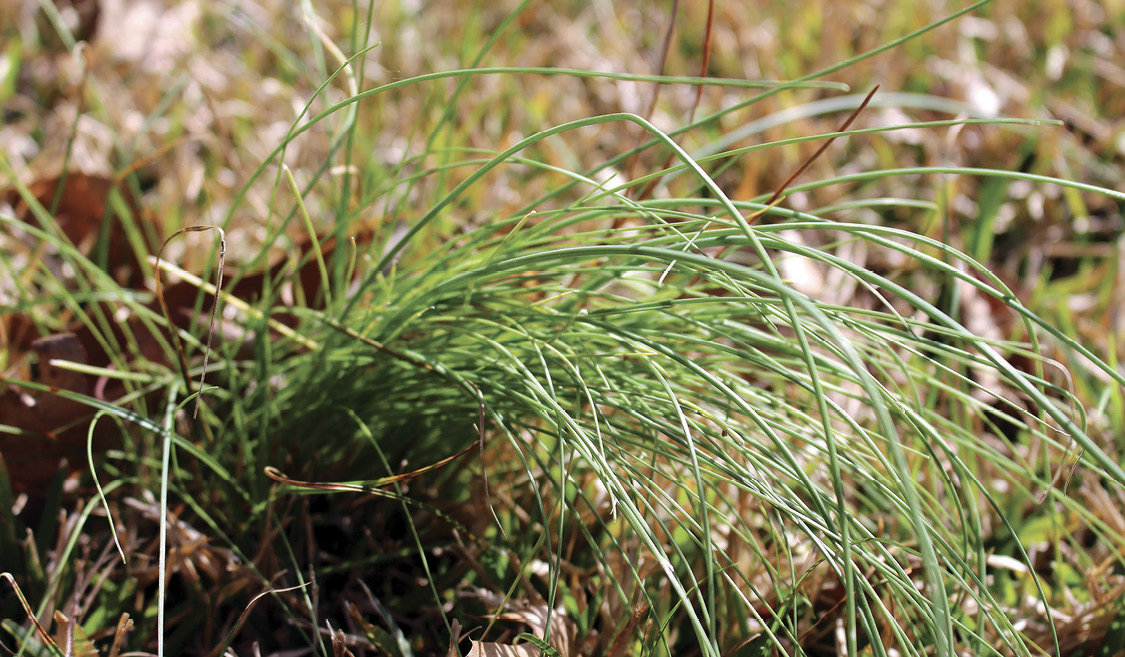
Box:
[2, 0, 1124, 655]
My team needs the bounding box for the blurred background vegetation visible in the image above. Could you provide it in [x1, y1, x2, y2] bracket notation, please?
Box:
[4, 0, 1122, 344]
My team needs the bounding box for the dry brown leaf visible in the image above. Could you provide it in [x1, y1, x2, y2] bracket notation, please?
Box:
[0, 333, 119, 491]
[4, 172, 155, 286]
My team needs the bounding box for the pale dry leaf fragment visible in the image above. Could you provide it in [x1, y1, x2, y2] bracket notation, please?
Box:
[108, 613, 133, 657]
[466, 641, 542, 657]
[53, 610, 98, 657]
[496, 604, 576, 657]
[330, 624, 356, 657]
[446, 619, 465, 657]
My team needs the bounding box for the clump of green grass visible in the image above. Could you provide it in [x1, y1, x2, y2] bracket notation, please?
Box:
[3, 1, 1125, 656]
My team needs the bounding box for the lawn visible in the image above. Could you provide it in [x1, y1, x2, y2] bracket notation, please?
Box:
[2, 0, 1124, 655]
